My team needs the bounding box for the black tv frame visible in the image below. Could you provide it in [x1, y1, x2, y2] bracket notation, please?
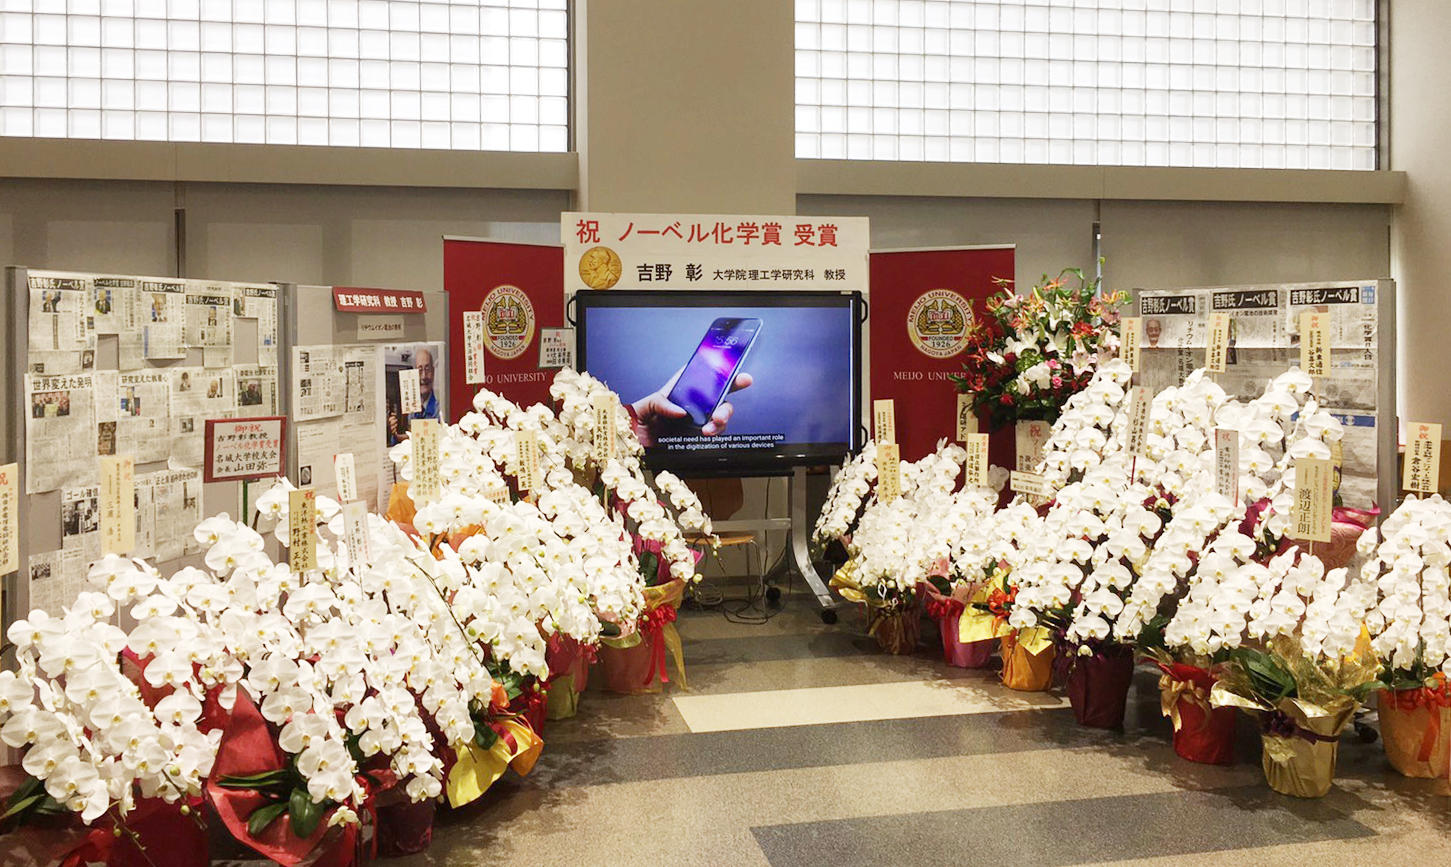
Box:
[573, 288, 864, 476]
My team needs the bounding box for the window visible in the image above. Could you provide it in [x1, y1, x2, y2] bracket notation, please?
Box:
[0, 1, 569, 151]
[795, 0, 1378, 169]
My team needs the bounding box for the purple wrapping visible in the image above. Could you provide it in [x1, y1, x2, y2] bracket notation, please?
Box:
[1066, 646, 1136, 729]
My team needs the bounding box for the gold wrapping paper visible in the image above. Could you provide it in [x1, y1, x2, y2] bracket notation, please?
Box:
[1001, 629, 1055, 691]
[546, 673, 582, 720]
[1213, 684, 1357, 798]
[958, 584, 1014, 644]
[868, 608, 920, 654]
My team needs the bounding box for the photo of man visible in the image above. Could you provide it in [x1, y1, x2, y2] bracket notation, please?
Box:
[1145, 318, 1163, 347]
[385, 343, 445, 446]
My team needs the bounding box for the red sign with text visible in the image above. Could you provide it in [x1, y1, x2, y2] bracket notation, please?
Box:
[870, 247, 1015, 461]
[333, 287, 428, 313]
[443, 239, 564, 419]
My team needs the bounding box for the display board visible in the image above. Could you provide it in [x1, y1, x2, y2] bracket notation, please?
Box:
[287, 285, 448, 513]
[868, 246, 1015, 461]
[442, 238, 564, 414]
[1134, 279, 1396, 511]
[4, 267, 288, 619]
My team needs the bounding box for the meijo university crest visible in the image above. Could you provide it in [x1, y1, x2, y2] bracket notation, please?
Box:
[907, 289, 973, 358]
[480, 284, 536, 360]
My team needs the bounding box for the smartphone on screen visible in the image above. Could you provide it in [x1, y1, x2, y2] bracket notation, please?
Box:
[666, 317, 762, 427]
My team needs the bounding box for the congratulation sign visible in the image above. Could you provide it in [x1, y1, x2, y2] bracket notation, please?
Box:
[333, 287, 427, 314]
[203, 417, 286, 483]
[1403, 422, 1443, 494]
[562, 212, 869, 295]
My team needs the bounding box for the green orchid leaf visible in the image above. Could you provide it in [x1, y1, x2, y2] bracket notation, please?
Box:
[288, 788, 324, 839]
[246, 801, 289, 838]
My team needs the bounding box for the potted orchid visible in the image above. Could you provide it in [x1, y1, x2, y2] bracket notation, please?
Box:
[813, 442, 880, 565]
[831, 442, 966, 654]
[916, 469, 1007, 667]
[1354, 495, 1451, 778]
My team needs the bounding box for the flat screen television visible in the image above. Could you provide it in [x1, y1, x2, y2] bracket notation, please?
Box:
[574, 289, 863, 474]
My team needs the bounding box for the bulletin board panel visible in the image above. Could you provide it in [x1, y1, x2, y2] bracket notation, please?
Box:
[285, 285, 449, 514]
[4, 266, 293, 627]
[1133, 279, 1396, 513]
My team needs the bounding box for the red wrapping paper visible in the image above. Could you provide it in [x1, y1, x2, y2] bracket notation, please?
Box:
[597, 635, 658, 695]
[203, 690, 357, 867]
[1065, 646, 1136, 729]
[546, 633, 594, 694]
[1157, 662, 1237, 765]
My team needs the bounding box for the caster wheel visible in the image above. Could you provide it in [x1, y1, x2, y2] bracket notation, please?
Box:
[765, 586, 782, 603]
[820, 609, 838, 625]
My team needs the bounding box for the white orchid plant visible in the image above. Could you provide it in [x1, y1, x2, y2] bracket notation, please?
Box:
[1353, 495, 1451, 692]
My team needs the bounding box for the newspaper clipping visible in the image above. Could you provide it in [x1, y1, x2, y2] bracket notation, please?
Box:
[170, 367, 236, 467]
[25, 373, 98, 493]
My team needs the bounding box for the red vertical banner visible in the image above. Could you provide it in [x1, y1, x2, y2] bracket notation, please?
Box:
[443, 238, 564, 419]
[869, 246, 1015, 461]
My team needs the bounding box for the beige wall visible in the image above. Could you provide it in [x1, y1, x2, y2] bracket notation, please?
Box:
[1390, 0, 1451, 430]
[1101, 200, 1392, 290]
[0, 178, 566, 287]
[799, 194, 1098, 290]
[575, 0, 795, 214]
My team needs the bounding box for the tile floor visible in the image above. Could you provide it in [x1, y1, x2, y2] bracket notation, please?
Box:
[395, 591, 1450, 866]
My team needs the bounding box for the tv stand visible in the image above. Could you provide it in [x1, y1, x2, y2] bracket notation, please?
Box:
[774, 467, 839, 622]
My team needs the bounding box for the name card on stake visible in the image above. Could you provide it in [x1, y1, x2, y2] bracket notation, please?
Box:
[1403, 422, 1443, 494]
[411, 420, 441, 503]
[1214, 428, 1240, 505]
[342, 499, 372, 568]
[398, 368, 422, 414]
[334, 452, 357, 503]
[591, 394, 617, 464]
[1126, 386, 1151, 457]
[1290, 457, 1333, 543]
[1010, 470, 1051, 498]
[1120, 317, 1142, 373]
[516, 429, 540, 493]
[1299, 311, 1330, 378]
[964, 433, 990, 489]
[463, 310, 487, 385]
[1206, 313, 1231, 373]
[99, 455, 135, 555]
[876, 443, 901, 503]
[288, 488, 317, 572]
[873, 399, 896, 445]
[955, 393, 978, 441]
[0, 463, 19, 575]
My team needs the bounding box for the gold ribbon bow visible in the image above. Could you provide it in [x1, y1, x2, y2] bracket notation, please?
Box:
[1158, 674, 1213, 733]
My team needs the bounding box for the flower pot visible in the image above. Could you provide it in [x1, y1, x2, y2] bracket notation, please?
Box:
[1379, 688, 1451, 779]
[1260, 733, 1341, 799]
[1065, 645, 1136, 729]
[868, 607, 921, 655]
[375, 795, 436, 857]
[597, 635, 660, 695]
[1156, 663, 1236, 765]
[921, 582, 996, 668]
[1257, 702, 1356, 798]
[1000, 629, 1055, 691]
[546, 672, 584, 720]
[945, 630, 996, 668]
